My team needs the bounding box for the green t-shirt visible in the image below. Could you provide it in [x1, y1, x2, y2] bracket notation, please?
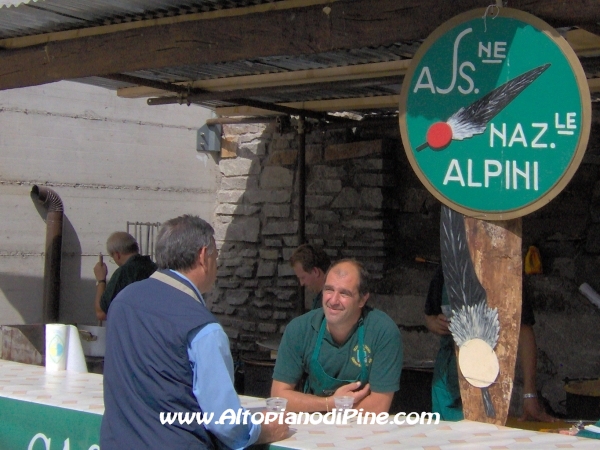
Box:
[273, 307, 403, 394]
[311, 291, 323, 310]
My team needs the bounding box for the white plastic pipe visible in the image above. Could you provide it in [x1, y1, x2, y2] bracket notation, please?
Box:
[579, 283, 600, 310]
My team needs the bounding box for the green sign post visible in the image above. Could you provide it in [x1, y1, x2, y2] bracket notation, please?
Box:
[399, 8, 591, 220]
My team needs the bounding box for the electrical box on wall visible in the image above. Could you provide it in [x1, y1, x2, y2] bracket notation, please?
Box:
[197, 123, 222, 152]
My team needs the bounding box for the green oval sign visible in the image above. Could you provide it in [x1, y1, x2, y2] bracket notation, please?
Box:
[399, 8, 591, 220]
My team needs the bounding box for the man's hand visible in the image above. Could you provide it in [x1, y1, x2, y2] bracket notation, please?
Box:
[519, 397, 558, 422]
[254, 420, 290, 445]
[425, 314, 450, 335]
[333, 381, 371, 405]
[94, 261, 108, 282]
[94, 258, 109, 321]
[272, 380, 384, 413]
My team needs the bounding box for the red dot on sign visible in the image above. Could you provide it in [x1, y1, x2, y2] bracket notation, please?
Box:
[426, 122, 453, 149]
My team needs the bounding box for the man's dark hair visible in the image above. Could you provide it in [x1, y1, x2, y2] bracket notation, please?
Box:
[326, 258, 370, 297]
[155, 215, 214, 272]
[289, 244, 331, 273]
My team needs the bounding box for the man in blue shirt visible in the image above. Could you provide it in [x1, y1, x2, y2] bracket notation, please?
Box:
[101, 215, 288, 449]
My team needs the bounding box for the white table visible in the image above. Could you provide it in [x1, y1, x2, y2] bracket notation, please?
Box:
[264, 419, 599, 449]
[0, 359, 103, 449]
[237, 397, 599, 449]
[1, 360, 597, 450]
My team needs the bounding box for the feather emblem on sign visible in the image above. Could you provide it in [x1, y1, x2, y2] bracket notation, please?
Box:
[440, 205, 500, 418]
[417, 64, 550, 151]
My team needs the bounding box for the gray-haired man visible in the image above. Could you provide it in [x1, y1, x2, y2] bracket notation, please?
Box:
[93, 231, 156, 321]
[101, 215, 288, 449]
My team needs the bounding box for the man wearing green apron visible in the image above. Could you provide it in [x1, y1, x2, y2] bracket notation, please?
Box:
[424, 266, 464, 421]
[272, 259, 403, 413]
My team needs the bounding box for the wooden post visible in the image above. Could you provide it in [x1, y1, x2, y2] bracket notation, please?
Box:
[459, 217, 522, 425]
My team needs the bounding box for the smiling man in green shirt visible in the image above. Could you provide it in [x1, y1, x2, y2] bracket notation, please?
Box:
[272, 259, 403, 413]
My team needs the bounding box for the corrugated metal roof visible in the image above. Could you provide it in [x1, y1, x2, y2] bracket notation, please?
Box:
[0, 0, 286, 38]
[2, 1, 597, 113]
[112, 42, 417, 85]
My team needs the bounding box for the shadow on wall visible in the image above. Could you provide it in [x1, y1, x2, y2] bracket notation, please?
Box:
[0, 271, 107, 326]
[0, 204, 99, 325]
[60, 214, 100, 326]
[0, 274, 44, 324]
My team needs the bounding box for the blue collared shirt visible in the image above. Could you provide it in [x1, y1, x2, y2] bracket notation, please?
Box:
[170, 270, 261, 449]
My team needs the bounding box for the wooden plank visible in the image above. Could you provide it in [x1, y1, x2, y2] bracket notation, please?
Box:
[117, 60, 412, 98]
[0, 0, 599, 91]
[460, 217, 522, 425]
[220, 136, 238, 159]
[213, 72, 600, 115]
[566, 28, 600, 57]
[215, 95, 402, 116]
[325, 140, 382, 161]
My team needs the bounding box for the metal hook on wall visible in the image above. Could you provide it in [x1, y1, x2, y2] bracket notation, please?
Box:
[482, 1, 503, 32]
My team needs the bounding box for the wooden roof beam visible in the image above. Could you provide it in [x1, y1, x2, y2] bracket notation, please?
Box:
[565, 28, 600, 58]
[116, 60, 411, 99]
[0, 0, 599, 91]
[214, 77, 600, 116]
[116, 28, 600, 99]
[215, 95, 402, 115]
[103, 73, 352, 122]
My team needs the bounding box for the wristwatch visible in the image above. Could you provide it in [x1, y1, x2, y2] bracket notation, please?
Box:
[96, 279, 106, 286]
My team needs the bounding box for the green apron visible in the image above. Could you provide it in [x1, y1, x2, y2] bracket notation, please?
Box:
[431, 287, 464, 421]
[304, 316, 369, 396]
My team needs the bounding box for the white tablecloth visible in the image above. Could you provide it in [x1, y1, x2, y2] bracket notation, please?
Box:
[1, 360, 596, 449]
[0, 358, 103, 414]
[237, 397, 598, 449]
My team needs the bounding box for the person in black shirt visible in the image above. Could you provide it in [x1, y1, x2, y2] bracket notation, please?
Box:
[93, 232, 157, 321]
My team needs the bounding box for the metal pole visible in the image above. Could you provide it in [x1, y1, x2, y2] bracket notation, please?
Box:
[297, 115, 306, 315]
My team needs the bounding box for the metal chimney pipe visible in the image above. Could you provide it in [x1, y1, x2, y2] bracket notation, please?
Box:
[31, 186, 64, 324]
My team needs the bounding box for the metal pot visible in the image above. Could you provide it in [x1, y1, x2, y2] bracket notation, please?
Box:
[564, 378, 600, 420]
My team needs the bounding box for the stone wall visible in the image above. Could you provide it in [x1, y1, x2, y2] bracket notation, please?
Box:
[209, 122, 402, 350]
[210, 107, 600, 417]
[518, 111, 600, 416]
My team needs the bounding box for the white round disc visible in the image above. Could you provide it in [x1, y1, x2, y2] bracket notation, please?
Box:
[458, 338, 499, 388]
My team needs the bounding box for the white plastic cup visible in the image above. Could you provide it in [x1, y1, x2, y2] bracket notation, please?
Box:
[334, 396, 354, 411]
[265, 397, 287, 412]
